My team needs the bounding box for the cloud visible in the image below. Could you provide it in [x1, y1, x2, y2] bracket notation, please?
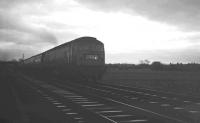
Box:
[0, 0, 48, 8]
[0, 1, 57, 44]
[75, 0, 200, 31]
[1, 0, 199, 63]
[106, 46, 200, 64]
[74, 0, 200, 63]
[0, 0, 59, 60]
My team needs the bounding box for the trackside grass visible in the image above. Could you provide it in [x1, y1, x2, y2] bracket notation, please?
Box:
[101, 69, 200, 97]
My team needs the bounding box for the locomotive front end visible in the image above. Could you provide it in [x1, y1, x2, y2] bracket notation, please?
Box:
[74, 37, 105, 66]
[73, 37, 106, 82]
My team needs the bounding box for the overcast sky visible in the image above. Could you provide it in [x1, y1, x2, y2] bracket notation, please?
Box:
[1, 0, 200, 63]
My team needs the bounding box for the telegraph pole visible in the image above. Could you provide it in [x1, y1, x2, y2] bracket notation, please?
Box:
[22, 53, 24, 64]
[22, 53, 24, 60]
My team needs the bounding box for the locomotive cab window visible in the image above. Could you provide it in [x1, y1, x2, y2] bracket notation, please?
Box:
[86, 55, 98, 60]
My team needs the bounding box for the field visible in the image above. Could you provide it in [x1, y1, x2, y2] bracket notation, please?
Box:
[101, 68, 200, 97]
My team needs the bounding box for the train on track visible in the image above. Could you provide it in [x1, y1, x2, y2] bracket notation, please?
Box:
[22, 36, 106, 82]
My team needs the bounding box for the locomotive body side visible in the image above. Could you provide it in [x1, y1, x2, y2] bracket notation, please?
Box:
[42, 43, 72, 64]
[39, 37, 105, 66]
[23, 37, 105, 82]
[24, 54, 42, 64]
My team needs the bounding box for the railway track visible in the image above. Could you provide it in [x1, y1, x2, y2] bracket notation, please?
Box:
[39, 77, 200, 123]
[24, 79, 163, 123]
[22, 75, 199, 123]
[65, 82, 200, 123]
[96, 83, 200, 103]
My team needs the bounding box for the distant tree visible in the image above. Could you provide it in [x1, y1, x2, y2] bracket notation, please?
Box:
[18, 58, 24, 62]
[11, 59, 18, 62]
[137, 59, 151, 69]
[139, 59, 150, 65]
[151, 61, 163, 70]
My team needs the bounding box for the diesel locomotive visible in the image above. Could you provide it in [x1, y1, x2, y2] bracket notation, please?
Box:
[23, 37, 105, 82]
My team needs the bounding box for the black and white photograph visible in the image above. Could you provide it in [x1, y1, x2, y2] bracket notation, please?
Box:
[1, 0, 200, 123]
